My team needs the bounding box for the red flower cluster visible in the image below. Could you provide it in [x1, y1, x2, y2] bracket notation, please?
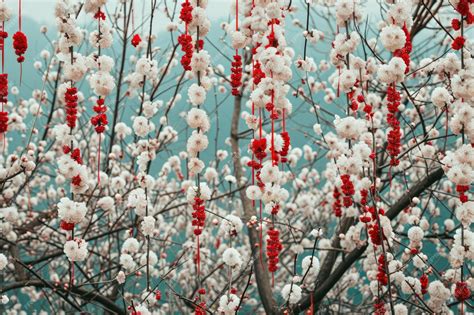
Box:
[155, 290, 161, 301]
[393, 24, 412, 73]
[271, 204, 280, 215]
[12, 31, 27, 63]
[0, 74, 8, 103]
[452, 36, 466, 50]
[60, 220, 75, 231]
[374, 299, 386, 315]
[253, 60, 265, 85]
[456, 184, 469, 203]
[63, 145, 83, 164]
[180, 1, 193, 24]
[332, 187, 342, 217]
[91, 98, 108, 133]
[251, 138, 267, 160]
[0, 29, 7, 41]
[94, 9, 106, 20]
[0, 111, 7, 133]
[454, 281, 471, 302]
[386, 84, 401, 166]
[376, 254, 388, 286]
[360, 189, 368, 206]
[131, 34, 141, 47]
[420, 274, 429, 294]
[266, 228, 282, 273]
[65, 87, 78, 129]
[0, 74, 8, 134]
[195, 302, 206, 315]
[280, 131, 290, 163]
[340, 174, 355, 207]
[454, 0, 474, 21]
[368, 222, 383, 246]
[265, 24, 279, 48]
[194, 289, 206, 315]
[191, 197, 205, 236]
[231, 54, 242, 96]
[452, 18, 462, 30]
[178, 34, 193, 71]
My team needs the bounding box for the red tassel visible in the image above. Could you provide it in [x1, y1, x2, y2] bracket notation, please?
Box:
[98, 134, 101, 185]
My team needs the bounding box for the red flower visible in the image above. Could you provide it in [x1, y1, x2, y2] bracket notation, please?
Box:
[455, 0, 471, 16]
[192, 197, 206, 235]
[340, 174, 355, 207]
[0, 111, 8, 133]
[178, 34, 193, 71]
[456, 184, 470, 203]
[454, 281, 471, 302]
[393, 24, 412, 73]
[71, 148, 83, 165]
[266, 228, 282, 273]
[179, 1, 193, 24]
[155, 290, 161, 301]
[280, 131, 291, 162]
[12, 31, 28, 63]
[60, 220, 75, 231]
[452, 18, 461, 31]
[368, 222, 383, 246]
[94, 9, 106, 20]
[253, 60, 265, 85]
[251, 138, 267, 160]
[65, 87, 79, 129]
[91, 98, 108, 134]
[0, 74, 8, 103]
[131, 34, 142, 47]
[332, 187, 342, 217]
[231, 54, 243, 96]
[452, 36, 466, 50]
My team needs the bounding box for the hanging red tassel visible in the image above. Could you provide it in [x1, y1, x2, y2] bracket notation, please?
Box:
[178, 0, 193, 71]
[13, 0, 26, 84]
[231, 54, 242, 96]
[266, 227, 282, 286]
[91, 97, 107, 184]
[0, 73, 8, 144]
[12, 31, 27, 63]
[65, 86, 78, 129]
[0, 74, 7, 103]
[231, 0, 242, 95]
[0, 110, 7, 134]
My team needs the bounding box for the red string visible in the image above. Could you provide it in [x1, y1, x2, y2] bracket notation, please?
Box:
[259, 200, 263, 265]
[185, 0, 189, 34]
[98, 134, 101, 185]
[235, 0, 238, 31]
[1, 21, 4, 73]
[19, 0, 22, 31]
[282, 108, 286, 132]
[197, 235, 201, 275]
[235, 0, 238, 57]
[19, 0, 22, 84]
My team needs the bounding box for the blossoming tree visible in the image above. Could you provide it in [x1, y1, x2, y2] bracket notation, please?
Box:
[0, 0, 473, 314]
